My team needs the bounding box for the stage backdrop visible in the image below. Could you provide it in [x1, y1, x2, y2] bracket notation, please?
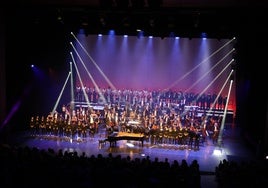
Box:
[72, 32, 236, 111]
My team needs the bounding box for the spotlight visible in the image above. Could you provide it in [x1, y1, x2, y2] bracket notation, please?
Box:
[56, 9, 64, 24]
[137, 30, 144, 38]
[213, 148, 223, 156]
[201, 32, 207, 39]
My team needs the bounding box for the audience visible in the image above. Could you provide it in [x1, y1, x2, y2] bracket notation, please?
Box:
[0, 144, 201, 187]
[215, 158, 268, 187]
[1, 143, 267, 187]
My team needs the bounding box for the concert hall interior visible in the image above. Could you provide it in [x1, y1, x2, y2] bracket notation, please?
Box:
[0, 1, 268, 187]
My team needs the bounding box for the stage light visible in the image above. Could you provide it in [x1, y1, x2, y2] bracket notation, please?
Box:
[213, 148, 223, 156]
[56, 9, 64, 25]
[57, 15, 62, 21]
[31, 64, 34, 68]
[201, 32, 207, 39]
[137, 30, 144, 38]
[109, 30, 115, 35]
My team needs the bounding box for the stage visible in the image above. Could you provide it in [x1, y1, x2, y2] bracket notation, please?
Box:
[5, 123, 256, 173]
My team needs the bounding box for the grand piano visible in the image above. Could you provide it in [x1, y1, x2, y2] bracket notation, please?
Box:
[106, 131, 145, 147]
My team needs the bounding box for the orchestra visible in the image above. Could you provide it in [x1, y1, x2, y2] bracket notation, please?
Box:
[29, 87, 227, 148]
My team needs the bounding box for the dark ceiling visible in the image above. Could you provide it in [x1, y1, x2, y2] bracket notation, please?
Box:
[2, 0, 265, 7]
[3, 0, 267, 39]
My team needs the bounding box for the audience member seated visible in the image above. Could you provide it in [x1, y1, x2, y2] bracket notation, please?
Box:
[0, 144, 201, 188]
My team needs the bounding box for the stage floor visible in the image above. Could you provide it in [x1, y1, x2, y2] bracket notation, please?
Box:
[4, 123, 256, 173]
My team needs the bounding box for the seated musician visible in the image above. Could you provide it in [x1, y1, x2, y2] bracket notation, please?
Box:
[119, 114, 127, 132]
